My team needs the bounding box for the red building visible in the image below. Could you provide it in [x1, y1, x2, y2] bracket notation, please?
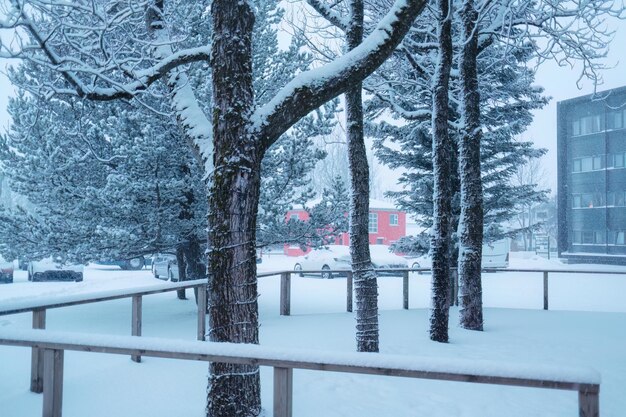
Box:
[284, 199, 407, 256]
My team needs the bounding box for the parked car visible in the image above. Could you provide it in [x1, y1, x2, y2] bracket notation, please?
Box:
[152, 254, 209, 282]
[28, 258, 84, 282]
[293, 246, 350, 279]
[0, 255, 14, 284]
[293, 245, 408, 279]
[368, 245, 409, 273]
[151, 254, 176, 280]
[96, 256, 146, 270]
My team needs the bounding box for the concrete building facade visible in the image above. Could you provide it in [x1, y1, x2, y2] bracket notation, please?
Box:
[557, 86, 626, 265]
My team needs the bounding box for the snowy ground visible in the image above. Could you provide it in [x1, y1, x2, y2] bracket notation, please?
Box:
[1, 253, 625, 417]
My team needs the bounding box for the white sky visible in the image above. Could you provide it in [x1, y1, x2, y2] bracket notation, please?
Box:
[0, 15, 625, 196]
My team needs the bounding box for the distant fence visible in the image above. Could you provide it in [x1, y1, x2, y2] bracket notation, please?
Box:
[258, 267, 626, 316]
[0, 279, 207, 393]
[0, 329, 601, 417]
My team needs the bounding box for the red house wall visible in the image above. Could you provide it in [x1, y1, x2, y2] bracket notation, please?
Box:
[283, 207, 406, 256]
[284, 209, 311, 257]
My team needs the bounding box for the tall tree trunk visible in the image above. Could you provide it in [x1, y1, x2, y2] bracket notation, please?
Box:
[458, 0, 484, 331]
[207, 2, 261, 416]
[429, 0, 454, 343]
[186, 236, 206, 304]
[176, 245, 188, 299]
[346, 0, 379, 353]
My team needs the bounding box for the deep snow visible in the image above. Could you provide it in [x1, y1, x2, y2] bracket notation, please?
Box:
[0, 253, 625, 417]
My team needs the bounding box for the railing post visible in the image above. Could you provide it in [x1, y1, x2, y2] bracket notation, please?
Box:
[197, 284, 207, 341]
[578, 384, 599, 417]
[280, 272, 291, 316]
[543, 271, 549, 311]
[273, 367, 293, 417]
[31, 308, 46, 393]
[42, 348, 64, 417]
[403, 271, 409, 310]
[346, 271, 353, 313]
[131, 295, 142, 362]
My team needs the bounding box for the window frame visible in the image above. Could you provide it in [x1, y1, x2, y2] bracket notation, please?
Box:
[368, 212, 378, 234]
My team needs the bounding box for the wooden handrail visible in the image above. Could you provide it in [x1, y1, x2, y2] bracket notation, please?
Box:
[263, 267, 626, 316]
[0, 329, 601, 417]
[259, 267, 626, 277]
[0, 279, 208, 393]
[0, 279, 207, 316]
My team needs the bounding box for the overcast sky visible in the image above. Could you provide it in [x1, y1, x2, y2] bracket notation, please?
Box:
[1, 16, 625, 196]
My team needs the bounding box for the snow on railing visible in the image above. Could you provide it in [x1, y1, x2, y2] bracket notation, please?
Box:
[0, 328, 601, 417]
[0, 279, 207, 392]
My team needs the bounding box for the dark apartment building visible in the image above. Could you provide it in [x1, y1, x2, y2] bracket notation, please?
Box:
[557, 86, 626, 265]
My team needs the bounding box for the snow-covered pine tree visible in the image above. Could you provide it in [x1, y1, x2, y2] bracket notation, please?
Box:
[0, 1, 428, 415]
[0, 86, 206, 267]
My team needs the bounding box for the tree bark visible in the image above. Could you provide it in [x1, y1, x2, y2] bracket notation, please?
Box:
[458, 0, 484, 331]
[176, 245, 187, 300]
[429, 0, 454, 343]
[207, 2, 261, 416]
[346, 0, 380, 353]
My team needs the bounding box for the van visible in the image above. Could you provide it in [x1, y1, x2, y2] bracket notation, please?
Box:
[481, 239, 510, 269]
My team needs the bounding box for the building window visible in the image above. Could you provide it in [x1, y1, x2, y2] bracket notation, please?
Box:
[389, 213, 399, 226]
[608, 110, 624, 130]
[573, 231, 582, 244]
[608, 191, 626, 207]
[573, 193, 605, 208]
[573, 230, 609, 245]
[609, 231, 626, 245]
[572, 154, 617, 173]
[368, 212, 378, 233]
[595, 231, 605, 245]
[572, 119, 580, 136]
[289, 213, 299, 221]
[573, 114, 603, 136]
[376, 237, 385, 245]
[592, 155, 604, 170]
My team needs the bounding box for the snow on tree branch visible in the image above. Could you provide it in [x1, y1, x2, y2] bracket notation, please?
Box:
[306, 0, 350, 31]
[0, 1, 210, 101]
[252, 0, 427, 149]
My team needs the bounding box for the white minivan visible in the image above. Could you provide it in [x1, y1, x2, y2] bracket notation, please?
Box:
[481, 238, 510, 269]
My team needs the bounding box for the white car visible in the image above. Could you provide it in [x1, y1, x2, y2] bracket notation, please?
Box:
[28, 258, 84, 282]
[368, 245, 409, 272]
[0, 255, 14, 284]
[151, 254, 177, 280]
[293, 245, 408, 279]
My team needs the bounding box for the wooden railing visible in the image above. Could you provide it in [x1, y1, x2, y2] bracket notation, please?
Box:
[0, 328, 601, 417]
[258, 267, 626, 316]
[0, 279, 207, 393]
